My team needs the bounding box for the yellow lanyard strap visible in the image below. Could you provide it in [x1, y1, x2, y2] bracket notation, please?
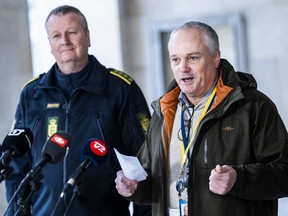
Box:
[180, 86, 217, 168]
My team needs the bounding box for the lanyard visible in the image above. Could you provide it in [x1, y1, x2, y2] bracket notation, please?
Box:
[179, 86, 217, 169]
[180, 107, 192, 151]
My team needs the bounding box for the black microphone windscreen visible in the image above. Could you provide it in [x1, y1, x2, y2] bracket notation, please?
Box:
[41, 131, 72, 164]
[81, 138, 108, 166]
[1, 128, 33, 157]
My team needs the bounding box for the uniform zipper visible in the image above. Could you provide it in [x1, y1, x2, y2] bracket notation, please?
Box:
[62, 98, 71, 207]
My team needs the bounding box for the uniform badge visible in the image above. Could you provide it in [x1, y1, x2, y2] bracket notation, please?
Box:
[138, 112, 150, 132]
[48, 117, 58, 138]
[47, 103, 60, 109]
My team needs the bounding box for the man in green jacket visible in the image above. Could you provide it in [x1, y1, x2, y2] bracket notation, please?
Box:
[115, 21, 288, 216]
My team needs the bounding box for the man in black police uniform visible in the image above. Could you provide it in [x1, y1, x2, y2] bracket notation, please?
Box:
[5, 5, 151, 216]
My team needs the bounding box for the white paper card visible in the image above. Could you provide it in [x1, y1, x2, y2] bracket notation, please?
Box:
[168, 208, 180, 216]
[114, 148, 148, 181]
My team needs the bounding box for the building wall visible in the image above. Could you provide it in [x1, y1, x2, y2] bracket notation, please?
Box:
[0, 0, 32, 147]
[0, 0, 32, 212]
[120, 0, 288, 128]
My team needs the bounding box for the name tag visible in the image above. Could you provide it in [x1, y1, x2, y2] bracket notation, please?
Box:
[179, 199, 188, 216]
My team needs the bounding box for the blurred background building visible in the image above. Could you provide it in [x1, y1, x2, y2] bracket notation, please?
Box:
[0, 0, 287, 214]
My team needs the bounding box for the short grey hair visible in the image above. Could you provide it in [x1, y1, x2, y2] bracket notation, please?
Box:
[45, 5, 89, 31]
[170, 21, 220, 56]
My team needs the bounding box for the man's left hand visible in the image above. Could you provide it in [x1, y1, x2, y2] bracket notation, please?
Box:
[209, 165, 237, 195]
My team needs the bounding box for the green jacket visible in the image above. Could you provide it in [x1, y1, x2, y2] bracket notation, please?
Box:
[130, 59, 288, 216]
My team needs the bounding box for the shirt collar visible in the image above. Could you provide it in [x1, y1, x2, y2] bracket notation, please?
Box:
[178, 77, 218, 109]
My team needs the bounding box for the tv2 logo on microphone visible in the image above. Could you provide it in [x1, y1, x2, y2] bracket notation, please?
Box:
[90, 140, 108, 156]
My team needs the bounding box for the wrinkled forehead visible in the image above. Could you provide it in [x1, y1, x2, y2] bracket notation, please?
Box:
[168, 29, 207, 52]
[45, 12, 87, 32]
[168, 28, 216, 56]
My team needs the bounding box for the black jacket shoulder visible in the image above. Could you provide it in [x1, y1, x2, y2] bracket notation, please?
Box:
[22, 73, 45, 90]
[236, 72, 257, 90]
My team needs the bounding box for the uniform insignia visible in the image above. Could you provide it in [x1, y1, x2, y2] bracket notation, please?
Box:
[47, 103, 60, 109]
[22, 74, 41, 89]
[48, 117, 58, 137]
[138, 113, 150, 132]
[110, 69, 133, 85]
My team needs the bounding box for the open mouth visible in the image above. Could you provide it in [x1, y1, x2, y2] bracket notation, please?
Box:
[182, 77, 194, 82]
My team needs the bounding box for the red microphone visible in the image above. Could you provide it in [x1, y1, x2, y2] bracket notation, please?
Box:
[18, 131, 72, 190]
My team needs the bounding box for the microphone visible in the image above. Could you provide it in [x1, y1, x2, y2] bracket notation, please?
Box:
[0, 128, 33, 170]
[17, 131, 72, 189]
[60, 138, 108, 198]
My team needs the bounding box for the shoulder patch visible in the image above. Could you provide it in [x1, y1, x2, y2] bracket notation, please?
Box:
[110, 69, 133, 85]
[137, 112, 150, 133]
[22, 74, 41, 89]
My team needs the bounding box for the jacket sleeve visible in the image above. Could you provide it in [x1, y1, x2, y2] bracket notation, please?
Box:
[118, 79, 151, 156]
[5, 95, 33, 216]
[229, 90, 288, 200]
[129, 138, 153, 204]
[127, 111, 161, 205]
[117, 78, 152, 215]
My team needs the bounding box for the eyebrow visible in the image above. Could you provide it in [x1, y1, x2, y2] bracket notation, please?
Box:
[170, 52, 202, 57]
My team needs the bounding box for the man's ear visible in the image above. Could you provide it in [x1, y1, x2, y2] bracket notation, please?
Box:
[215, 51, 221, 68]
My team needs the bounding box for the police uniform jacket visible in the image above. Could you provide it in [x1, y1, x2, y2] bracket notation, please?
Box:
[5, 55, 151, 216]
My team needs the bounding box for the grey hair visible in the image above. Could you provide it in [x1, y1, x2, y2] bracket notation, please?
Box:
[45, 5, 89, 31]
[170, 21, 220, 56]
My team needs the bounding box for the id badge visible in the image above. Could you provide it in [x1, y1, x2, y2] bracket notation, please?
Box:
[179, 199, 188, 216]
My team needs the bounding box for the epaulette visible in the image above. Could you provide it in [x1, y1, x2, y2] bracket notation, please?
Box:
[109, 69, 133, 85]
[22, 74, 41, 89]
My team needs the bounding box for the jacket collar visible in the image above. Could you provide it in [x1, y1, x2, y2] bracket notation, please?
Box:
[155, 59, 244, 155]
[157, 58, 245, 113]
[37, 55, 108, 95]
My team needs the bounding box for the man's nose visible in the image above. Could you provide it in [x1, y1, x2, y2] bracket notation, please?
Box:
[61, 34, 69, 45]
[179, 59, 190, 71]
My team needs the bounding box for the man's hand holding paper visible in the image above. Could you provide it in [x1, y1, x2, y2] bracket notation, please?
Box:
[114, 148, 147, 181]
